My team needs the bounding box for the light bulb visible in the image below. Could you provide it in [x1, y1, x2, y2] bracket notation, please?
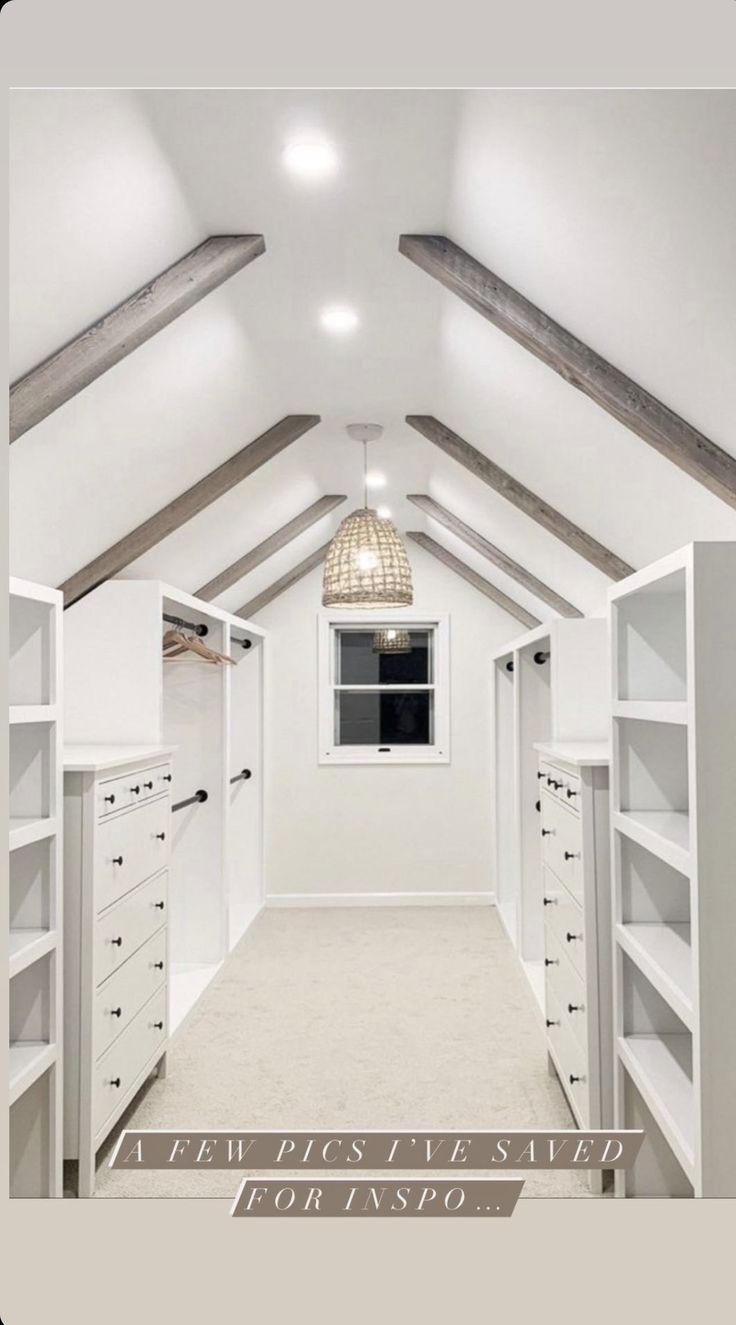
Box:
[319, 305, 359, 335]
[283, 140, 338, 180]
[376, 505, 392, 519]
[356, 549, 378, 571]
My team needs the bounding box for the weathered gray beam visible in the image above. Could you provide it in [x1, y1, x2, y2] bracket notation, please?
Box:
[237, 542, 330, 619]
[407, 493, 582, 618]
[61, 414, 320, 607]
[196, 495, 347, 600]
[406, 414, 633, 580]
[399, 234, 736, 509]
[408, 531, 541, 629]
[10, 235, 266, 441]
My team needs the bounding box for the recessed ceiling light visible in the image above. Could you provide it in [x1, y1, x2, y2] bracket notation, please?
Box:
[319, 305, 359, 335]
[377, 505, 392, 519]
[366, 471, 386, 489]
[283, 140, 338, 180]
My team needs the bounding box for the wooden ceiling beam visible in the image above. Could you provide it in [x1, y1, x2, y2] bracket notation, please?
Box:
[61, 414, 320, 607]
[406, 414, 633, 580]
[10, 235, 266, 441]
[407, 493, 582, 618]
[196, 494, 347, 600]
[399, 234, 736, 509]
[237, 542, 330, 619]
[407, 531, 541, 629]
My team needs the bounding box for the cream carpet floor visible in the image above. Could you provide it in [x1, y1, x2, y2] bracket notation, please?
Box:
[89, 906, 594, 1198]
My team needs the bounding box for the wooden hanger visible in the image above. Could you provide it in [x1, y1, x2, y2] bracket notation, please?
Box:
[162, 628, 235, 665]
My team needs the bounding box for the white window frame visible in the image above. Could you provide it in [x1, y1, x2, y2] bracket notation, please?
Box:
[318, 611, 450, 765]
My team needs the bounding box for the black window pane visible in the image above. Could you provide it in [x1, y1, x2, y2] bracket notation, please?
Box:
[337, 630, 430, 685]
[337, 691, 432, 745]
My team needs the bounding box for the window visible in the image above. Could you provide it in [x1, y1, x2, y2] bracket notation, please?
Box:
[319, 614, 449, 764]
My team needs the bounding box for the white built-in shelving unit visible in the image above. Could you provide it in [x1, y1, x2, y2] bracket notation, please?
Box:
[490, 618, 609, 1008]
[8, 577, 63, 1196]
[610, 542, 736, 1197]
[63, 579, 266, 1033]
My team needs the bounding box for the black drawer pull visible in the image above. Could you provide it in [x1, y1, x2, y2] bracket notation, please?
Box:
[537, 770, 545, 780]
[110, 1077, 121, 1088]
[130, 785, 141, 794]
[541, 828, 554, 837]
[568, 1003, 582, 1013]
[153, 961, 164, 970]
[569, 1074, 583, 1085]
[564, 850, 580, 861]
[111, 936, 123, 947]
[154, 900, 165, 910]
[543, 897, 556, 907]
[163, 774, 173, 783]
[545, 1018, 560, 1028]
[110, 1006, 122, 1018]
[566, 931, 581, 943]
[547, 778, 562, 789]
[535, 800, 541, 813]
[143, 781, 154, 791]
[566, 788, 578, 799]
[544, 957, 558, 967]
[112, 855, 124, 866]
[156, 832, 166, 841]
[153, 1021, 164, 1030]
[104, 794, 116, 805]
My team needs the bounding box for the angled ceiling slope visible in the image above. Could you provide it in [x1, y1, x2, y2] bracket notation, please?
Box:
[408, 532, 541, 629]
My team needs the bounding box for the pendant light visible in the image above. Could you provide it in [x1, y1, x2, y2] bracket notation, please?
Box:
[372, 628, 412, 653]
[322, 425, 413, 609]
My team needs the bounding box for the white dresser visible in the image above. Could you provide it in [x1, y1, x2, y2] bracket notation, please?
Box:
[63, 745, 174, 1196]
[535, 741, 612, 1186]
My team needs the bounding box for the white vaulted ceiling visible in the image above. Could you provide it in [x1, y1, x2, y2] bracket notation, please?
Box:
[9, 88, 736, 624]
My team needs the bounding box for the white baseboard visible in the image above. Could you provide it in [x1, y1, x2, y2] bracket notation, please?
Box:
[265, 891, 496, 909]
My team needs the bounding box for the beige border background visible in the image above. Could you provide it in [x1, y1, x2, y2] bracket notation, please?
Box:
[2, 2, 736, 1319]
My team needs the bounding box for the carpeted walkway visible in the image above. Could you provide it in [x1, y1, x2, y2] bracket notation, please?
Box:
[90, 906, 593, 1198]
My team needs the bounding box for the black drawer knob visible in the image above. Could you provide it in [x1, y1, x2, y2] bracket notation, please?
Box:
[564, 850, 579, 861]
[537, 770, 545, 780]
[130, 785, 141, 794]
[545, 1018, 560, 1028]
[153, 961, 164, 970]
[112, 855, 124, 866]
[163, 774, 172, 783]
[535, 800, 541, 813]
[547, 778, 562, 789]
[544, 957, 558, 967]
[566, 788, 578, 799]
[110, 1006, 122, 1018]
[569, 1074, 583, 1085]
[144, 781, 154, 791]
[541, 828, 554, 837]
[543, 897, 556, 907]
[110, 1077, 121, 1088]
[153, 1021, 164, 1030]
[156, 832, 166, 841]
[111, 936, 123, 947]
[104, 794, 116, 804]
[154, 900, 165, 910]
[568, 1003, 582, 1013]
[566, 931, 581, 943]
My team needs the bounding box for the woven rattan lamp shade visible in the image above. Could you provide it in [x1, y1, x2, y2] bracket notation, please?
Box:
[322, 508, 413, 608]
[372, 628, 412, 653]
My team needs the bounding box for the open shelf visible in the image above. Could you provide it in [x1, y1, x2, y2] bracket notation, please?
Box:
[616, 923, 693, 1028]
[614, 566, 687, 702]
[613, 700, 687, 725]
[614, 810, 690, 875]
[9, 929, 57, 980]
[9, 705, 58, 725]
[617, 1034, 694, 1179]
[9, 816, 58, 853]
[9, 1042, 56, 1107]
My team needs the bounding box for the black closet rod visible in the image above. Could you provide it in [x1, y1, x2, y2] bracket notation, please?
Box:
[163, 612, 209, 637]
[171, 788, 209, 813]
[230, 768, 252, 785]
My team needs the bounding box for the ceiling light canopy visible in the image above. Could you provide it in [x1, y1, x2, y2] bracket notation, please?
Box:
[282, 139, 338, 180]
[322, 425, 414, 610]
[319, 305, 359, 335]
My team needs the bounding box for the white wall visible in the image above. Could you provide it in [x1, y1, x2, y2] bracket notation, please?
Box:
[258, 544, 515, 900]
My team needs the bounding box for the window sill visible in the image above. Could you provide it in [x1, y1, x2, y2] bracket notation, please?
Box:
[320, 748, 450, 766]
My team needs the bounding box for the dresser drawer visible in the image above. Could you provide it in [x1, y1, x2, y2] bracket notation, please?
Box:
[96, 763, 172, 820]
[539, 760, 581, 814]
[544, 928, 587, 1051]
[94, 871, 168, 984]
[93, 986, 167, 1138]
[94, 798, 170, 910]
[546, 987, 590, 1127]
[542, 866, 586, 980]
[94, 928, 167, 1058]
[540, 791, 583, 904]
